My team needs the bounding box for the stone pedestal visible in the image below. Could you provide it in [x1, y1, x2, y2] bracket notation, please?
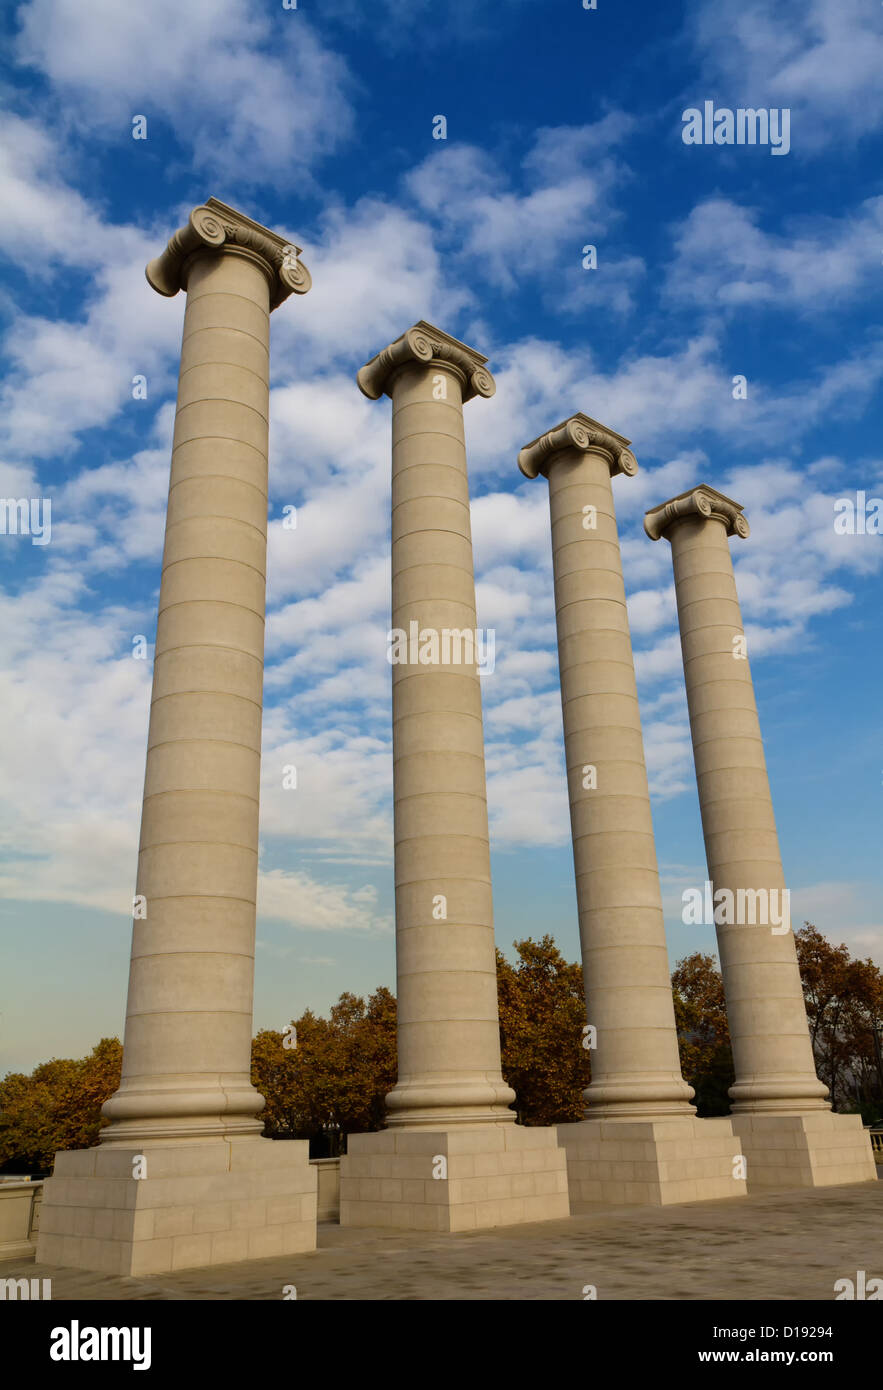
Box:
[519, 418, 745, 1207]
[561, 1117, 746, 1208]
[37, 1139, 316, 1276]
[37, 200, 317, 1275]
[645, 485, 876, 1191]
[341, 1126, 568, 1232]
[340, 323, 567, 1230]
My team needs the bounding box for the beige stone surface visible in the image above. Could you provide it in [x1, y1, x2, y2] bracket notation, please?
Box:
[35, 1138, 317, 1276]
[357, 323, 514, 1130]
[38, 200, 316, 1274]
[12, 1180, 882, 1301]
[559, 1116, 747, 1207]
[518, 416, 694, 1121]
[340, 1124, 569, 1232]
[645, 486, 876, 1191]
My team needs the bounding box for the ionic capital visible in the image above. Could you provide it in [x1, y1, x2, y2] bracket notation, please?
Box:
[644, 485, 750, 542]
[145, 197, 312, 311]
[517, 412, 638, 481]
[357, 320, 495, 402]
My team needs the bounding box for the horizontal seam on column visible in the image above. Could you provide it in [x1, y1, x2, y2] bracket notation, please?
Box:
[174, 399, 269, 425]
[131, 894, 256, 905]
[393, 683, 482, 700]
[143, 788, 260, 804]
[576, 863, 659, 877]
[146, 736, 259, 753]
[184, 289, 270, 318]
[164, 517, 266, 543]
[172, 436, 266, 459]
[150, 689, 262, 711]
[393, 430, 467, 448]
[691, 732, 763, 750]
[565, 756, 647, 768]
[571, 791, 652, 803]
[394, 750, 486, 765]
[182, 324, 270, 352]
[159, 599, 265, 621]
[155, 644, 263, 662]
[676, 594, 739, 611]
[563, 658, 637, 673]
[129, 950, 256, 959]
[139, 839, 257, 851]
[686, 677, 754, 694]
[696, 764, 769, 777]
[393, 563, 473, 583]
[178, 362, 269, 390]
[395, 832, 490, 847]
[395, 875, 491, 887]
[161, 556, 266, 582]
[696, 792, 773, 809]
[392, 401, 464, 420]
[169, 474, 267, 502]
[392, 497, 469, 514]
[121, 1009, 255, 1019]
[554, 538, 622, 558]
[393, 534, 471, 551]
[395, 791, 488, 806]
[574, 827, 657, 840]
[679, 620, 745, 636]
[397, 970, 496, 978]
[555, 598, 628, 617]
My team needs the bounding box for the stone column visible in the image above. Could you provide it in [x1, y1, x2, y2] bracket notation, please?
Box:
[519, 417, 744, 1208]
[37, 200, 319, 1275]
[339, 323, 568, 1230]
[645, 486, 876, 1189]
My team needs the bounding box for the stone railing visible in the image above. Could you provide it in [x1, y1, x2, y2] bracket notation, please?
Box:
[312, 1158, 341, 1220]
[869, 1128, 883, 1164]
[0, 1180, 43, 1260]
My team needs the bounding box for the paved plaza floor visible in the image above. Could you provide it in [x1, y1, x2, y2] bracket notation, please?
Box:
[7, 1179, 882, 1301]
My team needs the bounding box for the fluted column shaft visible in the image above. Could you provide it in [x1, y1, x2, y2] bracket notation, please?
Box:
[519, 416, 695, 1119]
[102, 202, 311, 1143]
[360, 321, 515, 1127]
[647, 487, 828, 1114]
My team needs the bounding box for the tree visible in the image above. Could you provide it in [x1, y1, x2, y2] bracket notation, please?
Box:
[496, 935, 591, 1125]
[251, 986, 397, 1153]
[796, 922, 883, 1118]
[0, 1038, 122, 1172]
[671, 953, 734, 1116]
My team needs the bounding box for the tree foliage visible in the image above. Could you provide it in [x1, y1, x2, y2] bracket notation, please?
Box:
[496, 935, 591, 1125]
[796, 922, 883, 1119]
[251, 986, 397, 1153]
[0, 1038, 122, 1171]
[3, 923, 880, 1171]
[671, 953, 735, 1116]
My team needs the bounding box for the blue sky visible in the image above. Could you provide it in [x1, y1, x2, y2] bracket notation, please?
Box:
[1, 0, 882, 1073]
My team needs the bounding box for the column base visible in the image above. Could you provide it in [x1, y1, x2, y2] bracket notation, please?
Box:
[558, 1116, 748, 1209]
[35, 1136, 317, 1276]
[339, 1124, 569, 1232]
[730, 1111, 877, 1192]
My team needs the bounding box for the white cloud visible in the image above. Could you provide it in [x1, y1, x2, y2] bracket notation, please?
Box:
[689, 0, 883, 152]
[665, 197, 883, 313]
[15, 0, 354, 186]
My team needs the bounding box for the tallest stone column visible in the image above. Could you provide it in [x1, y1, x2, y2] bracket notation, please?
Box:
[339, 322, 569, 1231]
[37, 200, 319, 1276]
